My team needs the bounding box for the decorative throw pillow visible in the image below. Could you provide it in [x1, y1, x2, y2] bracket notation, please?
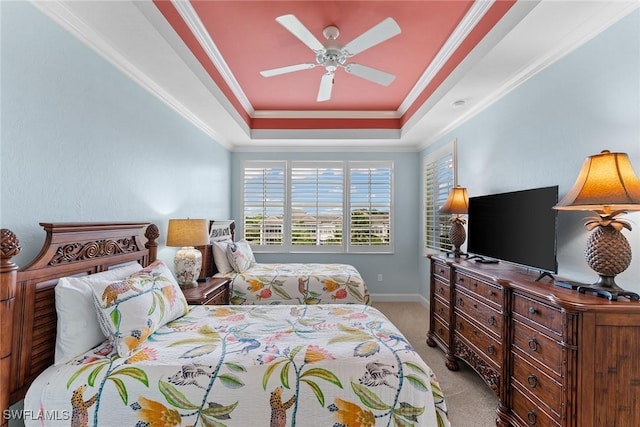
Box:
[212, 240, 234, 274]
[92, 260, 188, 357]
[226, 240, 255, 273]
[55, 262, 142, 365]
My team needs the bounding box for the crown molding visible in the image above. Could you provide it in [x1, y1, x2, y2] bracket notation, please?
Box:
[398, 0, 495, 115]
[171, 0, 255, 116]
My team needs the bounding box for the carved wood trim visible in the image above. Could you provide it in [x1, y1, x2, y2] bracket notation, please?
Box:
[48, 238, 140, 265]
[454, 336, 501, 398]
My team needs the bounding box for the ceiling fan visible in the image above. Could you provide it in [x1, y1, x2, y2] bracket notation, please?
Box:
[260, 14, 401, 102]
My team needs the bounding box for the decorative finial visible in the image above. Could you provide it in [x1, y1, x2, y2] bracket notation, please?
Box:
[1, 228, 22, 259]
[145, 224, 160, 242]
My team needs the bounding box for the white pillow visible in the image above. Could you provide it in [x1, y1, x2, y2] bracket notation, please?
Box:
[226, 240, 255, 273]
[92, 260, 188, 357]
[212, 240, 234, 274]
[54, 262, 142, 365]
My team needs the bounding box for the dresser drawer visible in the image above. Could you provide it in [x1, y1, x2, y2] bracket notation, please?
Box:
[512, 293, 563, 336]
[455, 312, 502, 366]
[431, 316, 450, 345]
[455, 272, 503, 308]
[510, 384, 561, 427]
[511, 351, 562, 416]
[432, 261, 451, 281]
[455, 290, 503, 339]
[512, 319, 563, 376]
[433, 295, 450, 324]
[433, 277, 450, 301]
[203, 288, 229, 305]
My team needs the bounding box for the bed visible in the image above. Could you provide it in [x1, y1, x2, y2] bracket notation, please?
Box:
[0, 222, 449, 427]
[205, 221, 371, 305]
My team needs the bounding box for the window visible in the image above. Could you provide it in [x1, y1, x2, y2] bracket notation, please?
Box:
[349, 162, 392, 250]
[242, 161, 286, 246]
[242, 160, 393, 253]
[424, 141, 456, 253]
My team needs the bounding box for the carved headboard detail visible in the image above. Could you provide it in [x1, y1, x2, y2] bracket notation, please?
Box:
[0, 222, 158, 426]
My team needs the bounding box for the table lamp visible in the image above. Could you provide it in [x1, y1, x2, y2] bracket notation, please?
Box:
[166, 218, 210, 288]
[554, 150, 640, 300]
[440, 185, 469, 258]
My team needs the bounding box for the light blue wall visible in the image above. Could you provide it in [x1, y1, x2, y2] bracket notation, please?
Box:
[0, 1, 231, 267]
[231, 151, 421, 298]
[420, 10, 640, 295]
[2, 1, 638, 300]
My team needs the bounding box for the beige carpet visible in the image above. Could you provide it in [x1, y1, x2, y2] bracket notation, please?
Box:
[372, 301, 498, 427]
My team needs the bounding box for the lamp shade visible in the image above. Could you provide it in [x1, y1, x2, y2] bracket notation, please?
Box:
[166, 219, 210, 247]
[554, 150, 640, 212]
[440, 186, 469, 214]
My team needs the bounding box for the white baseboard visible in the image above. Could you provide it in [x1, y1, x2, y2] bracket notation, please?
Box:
[370, 293, 429, 309]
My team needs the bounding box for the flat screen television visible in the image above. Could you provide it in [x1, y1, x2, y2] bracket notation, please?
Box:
[467, 185, 558, 274]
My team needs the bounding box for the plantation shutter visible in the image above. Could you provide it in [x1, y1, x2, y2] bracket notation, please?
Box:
[349, 161, 393, 251]
[424, 144, 455, 252]
[290, 162, 344, 247]
[242, 161, 286, 246]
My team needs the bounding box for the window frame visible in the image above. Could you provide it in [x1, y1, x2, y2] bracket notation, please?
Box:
[241, 159, 394, 254]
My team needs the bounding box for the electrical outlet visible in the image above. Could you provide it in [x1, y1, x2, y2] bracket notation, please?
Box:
[377, 274, 383, 282]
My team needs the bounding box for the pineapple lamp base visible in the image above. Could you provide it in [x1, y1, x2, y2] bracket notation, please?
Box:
[576, 224, 639, 301]
[446, 217, 467, 258]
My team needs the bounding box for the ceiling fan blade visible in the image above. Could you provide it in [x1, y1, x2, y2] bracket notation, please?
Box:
[345, 63, 395, 86]
[260, 63, 316, 77]
[317, 72, 334, 102]
[276, 14, 325, 52]
[343, 17, 401, 56]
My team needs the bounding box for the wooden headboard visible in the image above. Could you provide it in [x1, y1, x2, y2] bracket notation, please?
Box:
[0, 222, 159, 426]
[196, 220, 235, 279]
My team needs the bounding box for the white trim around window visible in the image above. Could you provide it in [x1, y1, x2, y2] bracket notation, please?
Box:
[241, 160, 394, 254]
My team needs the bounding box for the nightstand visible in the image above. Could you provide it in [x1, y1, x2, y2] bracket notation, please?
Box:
[182, 277, 231, 305]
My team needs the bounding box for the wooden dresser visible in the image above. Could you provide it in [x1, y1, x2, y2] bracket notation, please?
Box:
[427, 254, 640, 427]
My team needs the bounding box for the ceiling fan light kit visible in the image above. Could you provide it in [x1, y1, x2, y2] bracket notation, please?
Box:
[260, 14, 401, 102]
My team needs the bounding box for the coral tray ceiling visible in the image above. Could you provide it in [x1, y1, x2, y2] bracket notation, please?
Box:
[153, 0, 514, 135]
[32, 1, 640, 148]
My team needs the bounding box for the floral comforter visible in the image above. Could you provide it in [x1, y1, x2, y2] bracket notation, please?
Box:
[26, 304, 449, 427]
[217, 263, 371, 305]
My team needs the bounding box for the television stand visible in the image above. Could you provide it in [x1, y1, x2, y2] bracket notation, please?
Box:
[535, 271, 554, 282]
[427, 254, 640, 427]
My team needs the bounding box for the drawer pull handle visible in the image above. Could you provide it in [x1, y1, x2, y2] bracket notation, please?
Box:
[457, 298, 464, 307]
[472, 329, 478, 336]
[437, 327, 443, 335]
[438, 287, 444, 294]
[528, 338, 539, 352]
[487, 316, 496, 326]
[528, 307, 537, 315]
[527, 374, 538, 388]
[527, 410, 537, 426]
[439, 269, 445, 275]
[488, 289, 495, 296]
[487, 344, 496, 355]
[459, 277, 465, 282]
[456, 322, 463, 331]
[473, 281, 478, 287]
[473, 303, 478, 309]
[438, 307, 444, 315]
